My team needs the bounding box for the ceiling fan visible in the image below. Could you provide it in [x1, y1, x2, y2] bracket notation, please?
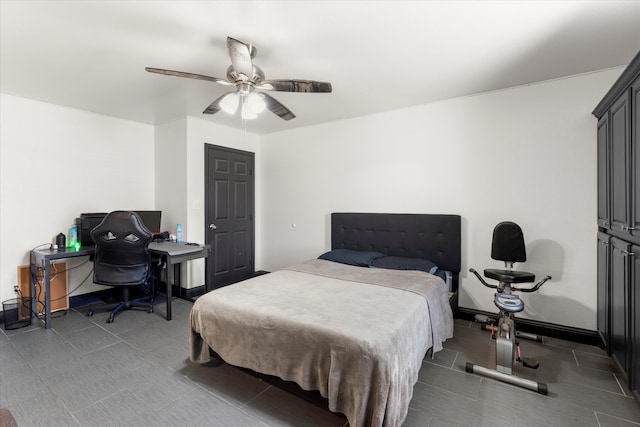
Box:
[146, 37, 332, 121]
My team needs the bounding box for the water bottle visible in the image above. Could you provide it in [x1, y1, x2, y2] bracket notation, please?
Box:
[176, 223, 183, 243]
[69, 225, 78, 249]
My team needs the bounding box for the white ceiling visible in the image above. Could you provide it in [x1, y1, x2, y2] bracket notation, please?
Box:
[1, 1, 639, 135]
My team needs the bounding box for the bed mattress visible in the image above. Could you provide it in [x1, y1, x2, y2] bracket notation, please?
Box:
[190, 259, 454, 426]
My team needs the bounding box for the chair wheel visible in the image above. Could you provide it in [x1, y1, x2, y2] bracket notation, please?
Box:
[106, 317, 114, 324]
[88, 310, 94, 317]
[148, 308, 154, 313]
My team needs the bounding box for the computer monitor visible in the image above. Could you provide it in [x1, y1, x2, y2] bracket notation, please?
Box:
[77, 213, 107, 246]
[134, 210, 162, 234]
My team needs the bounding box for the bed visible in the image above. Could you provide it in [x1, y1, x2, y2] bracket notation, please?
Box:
[190, 213, 461, 426]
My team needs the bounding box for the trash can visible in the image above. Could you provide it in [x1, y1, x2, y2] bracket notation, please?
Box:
[2, 297, 31, 330]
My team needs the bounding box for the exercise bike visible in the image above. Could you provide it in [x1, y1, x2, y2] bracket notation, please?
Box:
[467, 221, 551, 395]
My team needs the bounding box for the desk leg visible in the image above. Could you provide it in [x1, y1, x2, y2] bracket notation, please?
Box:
[165, 258, 172, 321]
[30, 263, 37, 326]
[204, 253, 210, 292]
[44, 258, 51, 329]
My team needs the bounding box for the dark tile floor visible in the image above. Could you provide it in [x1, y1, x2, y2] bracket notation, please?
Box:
[1, 298, 639, 426]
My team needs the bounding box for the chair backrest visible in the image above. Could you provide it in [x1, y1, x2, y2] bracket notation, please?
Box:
[91, 211, 152, 286]
[491, 221, 527, 264]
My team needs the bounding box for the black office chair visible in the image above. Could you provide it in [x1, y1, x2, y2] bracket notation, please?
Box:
[87, 211, 160, 323]
[468, 221, 551, 394]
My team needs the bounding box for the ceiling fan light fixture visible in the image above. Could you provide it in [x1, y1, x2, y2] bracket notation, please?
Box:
[240, 94, 258, 120]
[220, 92, 239, 114]
[247, 92, 266, 114]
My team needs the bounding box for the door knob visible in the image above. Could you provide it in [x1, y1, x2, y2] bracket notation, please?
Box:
[209, 224, 217, 230]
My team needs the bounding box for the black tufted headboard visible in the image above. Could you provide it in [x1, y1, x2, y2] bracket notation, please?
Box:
[331, 213, 461, 290]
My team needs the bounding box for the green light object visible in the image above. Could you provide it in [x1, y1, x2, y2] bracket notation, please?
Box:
[69, 225, 79, 250]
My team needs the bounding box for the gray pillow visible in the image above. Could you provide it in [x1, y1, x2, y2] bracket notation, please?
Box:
[318, 249, 385, 266]
[370, 256, 438, 274]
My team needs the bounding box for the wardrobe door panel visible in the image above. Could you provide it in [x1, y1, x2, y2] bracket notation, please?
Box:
[597, 232, 611, 351]
[598, 115, 611, 229]
[631, 76, 640, 396]
[632, 244, 640, 395]
[610, 237, 630, 379]
[610, 92, 630, 234]
[631, 75, 640, 237]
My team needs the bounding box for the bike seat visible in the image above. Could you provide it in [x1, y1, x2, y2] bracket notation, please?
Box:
[484, 268, 535, 284]
[494, 293, 524, 312]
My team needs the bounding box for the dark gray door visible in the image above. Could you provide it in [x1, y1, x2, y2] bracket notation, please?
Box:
[597, 115, 610, 228]
[632, 244, 640, 393]
[610, 92, 630, 233]
[597, 232, 610, 352]
[631, 75, 640, 239]
[205, 144, 255, 288]
[610, 237, 629, 378]
[632, 76, 640, 394]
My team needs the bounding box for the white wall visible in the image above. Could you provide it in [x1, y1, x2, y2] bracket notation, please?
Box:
[0, 94, 155, 303]
[0, 67, 624, 331]
[154, 116, 259, 248]
[155, 118, 188, 235]
[0, 98, 260, 303]
[259, 68, 624, 331]
[153, 116, 260, 288]
[185, 116, 261, 246]
[182, 116, 260, 287]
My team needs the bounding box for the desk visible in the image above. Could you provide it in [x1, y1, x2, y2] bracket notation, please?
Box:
[148, 242, 211, 321]
[31, 243, 210, 329]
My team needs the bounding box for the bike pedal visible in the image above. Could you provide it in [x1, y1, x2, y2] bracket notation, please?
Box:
[474, 314, 490, 324]
[522, 358, 540, 369]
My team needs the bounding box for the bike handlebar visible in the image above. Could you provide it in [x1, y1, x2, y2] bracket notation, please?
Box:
[469, 268, 551, 293]
[469, 268, 497, 289]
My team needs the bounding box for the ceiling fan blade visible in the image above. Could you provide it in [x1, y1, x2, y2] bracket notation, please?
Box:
[202, 92, 236, 115]
[145, 67, 233, 86]
[257, 79, 332, 93]
[227, 37, 254, 80]
[261, 93, 296, 121]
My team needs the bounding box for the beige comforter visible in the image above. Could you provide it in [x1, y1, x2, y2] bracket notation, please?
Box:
[190, 259, 454, 427]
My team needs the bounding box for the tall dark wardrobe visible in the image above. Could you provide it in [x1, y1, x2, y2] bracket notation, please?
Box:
[593, 49, 640, 403]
